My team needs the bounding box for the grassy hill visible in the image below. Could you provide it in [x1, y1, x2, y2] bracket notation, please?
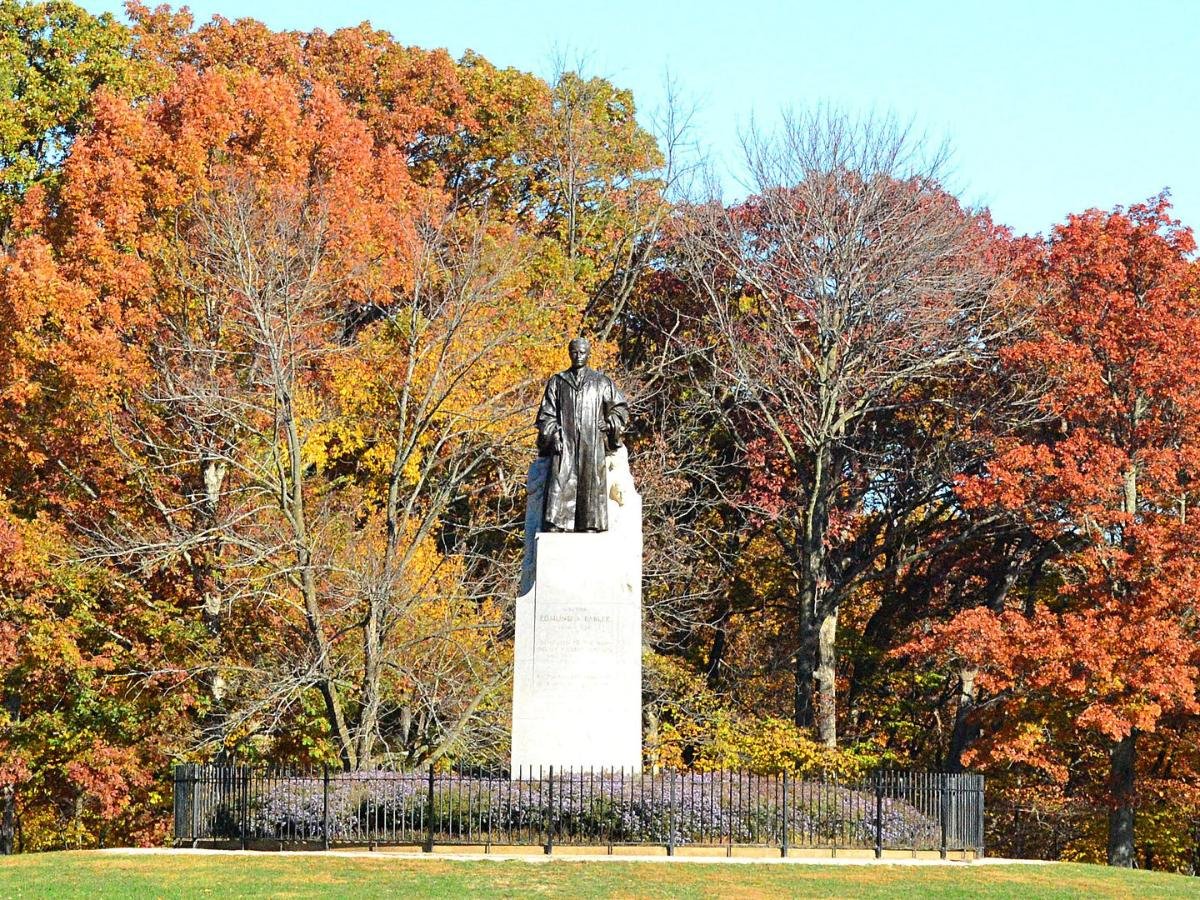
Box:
[1, 851, 1197, 898]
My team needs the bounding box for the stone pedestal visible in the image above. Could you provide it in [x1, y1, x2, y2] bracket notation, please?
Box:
[510, 448, 642, 773]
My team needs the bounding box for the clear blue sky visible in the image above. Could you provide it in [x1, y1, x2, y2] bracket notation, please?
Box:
[80, 0, 1200, 238]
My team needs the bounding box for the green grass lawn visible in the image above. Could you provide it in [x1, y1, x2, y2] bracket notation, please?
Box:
[0, 851, 1197, 899]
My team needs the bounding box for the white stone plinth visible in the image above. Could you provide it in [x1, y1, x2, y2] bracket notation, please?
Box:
[511, 449, 642, 773]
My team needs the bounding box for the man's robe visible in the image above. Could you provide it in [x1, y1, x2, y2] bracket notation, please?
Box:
[535, 366, 629, 532]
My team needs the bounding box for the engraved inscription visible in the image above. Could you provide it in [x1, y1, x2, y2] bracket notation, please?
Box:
[532, 605, 622, 694]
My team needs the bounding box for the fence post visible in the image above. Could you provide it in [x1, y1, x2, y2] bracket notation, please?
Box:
[172, 765, 181, 846]
[171, 766, 181, 846]
[190, 765, 199, 848]
[240, 766, 249, 851]
[939, 773, 950, 859]
[780, 771, 788, 858]
[831, 771, 838, 857]
[874, 772, 884, 859]
[424, 764, 436, 852]
[321, 767, 330, 851]
[667, 771, 675, 857]
[545, 766, 554, 855]
[977, 775, 986, 859]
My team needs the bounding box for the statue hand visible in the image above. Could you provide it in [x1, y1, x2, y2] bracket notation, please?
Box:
[605, 420, 622, 451]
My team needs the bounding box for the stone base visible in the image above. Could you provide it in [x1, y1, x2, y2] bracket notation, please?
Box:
[511, 451, 642, 773]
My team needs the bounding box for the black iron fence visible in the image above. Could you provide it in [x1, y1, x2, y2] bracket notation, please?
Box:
[173, 765, 984, 857]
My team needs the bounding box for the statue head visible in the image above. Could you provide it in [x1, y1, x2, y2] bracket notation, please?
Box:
[568, 336, 591, 370]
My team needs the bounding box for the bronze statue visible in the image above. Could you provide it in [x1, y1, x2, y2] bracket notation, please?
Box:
[536, 337, 629, 532]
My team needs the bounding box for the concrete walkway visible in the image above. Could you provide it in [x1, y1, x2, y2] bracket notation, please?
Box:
[100, 847, 1050, 867]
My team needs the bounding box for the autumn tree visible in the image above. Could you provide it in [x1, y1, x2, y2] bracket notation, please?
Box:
[677, 110, 1015, 746]
[0, 499, 197, 852]
[913, 196, 1200, 866]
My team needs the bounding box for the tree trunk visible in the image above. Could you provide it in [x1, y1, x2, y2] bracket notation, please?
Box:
[356, 594, 382, 769]
[815, 606, 837, 747]
[1107, 730, 1137, 867]
[794, 581, 817, 730]
[300, 554, 355, 771]
[197, 455, 229, 744]
[704, 606, 729, 690]
[1106, 461, 1140, 866]
[946, 666, 979, 772]
[1, 689, 18, 855]
[793, 444, 833, 738]
[0, 785, 13, 856]
[281, 385, 355, 772]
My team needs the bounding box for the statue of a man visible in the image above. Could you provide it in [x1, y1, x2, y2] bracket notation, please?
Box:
[536, 337, 629, 532]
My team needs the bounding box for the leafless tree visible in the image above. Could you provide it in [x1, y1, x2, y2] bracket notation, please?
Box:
[84, 177, 540, 770]
[677, 109, 1020, 746]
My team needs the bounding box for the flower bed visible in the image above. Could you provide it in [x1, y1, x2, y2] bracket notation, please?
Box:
[250, 771, 941, 848]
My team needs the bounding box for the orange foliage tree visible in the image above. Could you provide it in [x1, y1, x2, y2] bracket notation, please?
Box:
[911, 196, 1200, 866]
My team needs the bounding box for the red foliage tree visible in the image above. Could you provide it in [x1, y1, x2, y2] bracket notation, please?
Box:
[914, 195, 1200, 866]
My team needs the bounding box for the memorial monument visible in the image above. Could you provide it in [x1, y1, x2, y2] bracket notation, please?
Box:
[510, 337, 643, 773]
